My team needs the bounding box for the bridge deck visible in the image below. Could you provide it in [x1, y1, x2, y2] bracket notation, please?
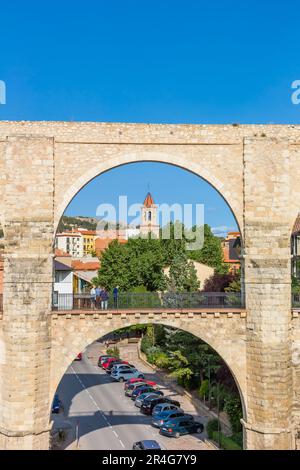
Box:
[51, 307, 247, 317]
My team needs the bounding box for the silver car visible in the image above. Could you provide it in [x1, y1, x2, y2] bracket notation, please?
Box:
[111, 368, 144, 382]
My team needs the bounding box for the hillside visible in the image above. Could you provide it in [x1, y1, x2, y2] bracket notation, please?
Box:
[57, 216, 98, 232]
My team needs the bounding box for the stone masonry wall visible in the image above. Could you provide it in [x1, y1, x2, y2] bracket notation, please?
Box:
[0, 136, 54, 450]
[0, 123, 300, 449]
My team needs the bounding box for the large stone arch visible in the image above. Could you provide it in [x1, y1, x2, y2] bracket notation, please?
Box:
[50, 311, 247, 421]
[1, 122, 300, 449]
[54, 147, 244, 237]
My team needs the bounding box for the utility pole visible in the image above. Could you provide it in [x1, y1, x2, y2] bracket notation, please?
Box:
[217, 382, 220, 448]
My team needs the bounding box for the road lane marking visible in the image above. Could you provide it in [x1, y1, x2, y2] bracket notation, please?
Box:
[70, 365, 124, 449]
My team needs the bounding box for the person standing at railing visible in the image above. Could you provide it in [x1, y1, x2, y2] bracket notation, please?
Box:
[101, 288, 109, 310]
[90, 285, 96, 309]
[95, 286, 101, 309]
[113, 285, 119, 309]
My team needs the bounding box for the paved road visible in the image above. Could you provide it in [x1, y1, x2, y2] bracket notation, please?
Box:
[55, 346, 210, 450]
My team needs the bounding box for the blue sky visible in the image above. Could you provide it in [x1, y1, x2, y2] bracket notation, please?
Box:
[1, 1, 299, 234]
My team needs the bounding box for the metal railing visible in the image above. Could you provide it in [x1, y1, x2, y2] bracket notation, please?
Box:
[52, 291, 244, 311]
[292, 294, 300, 308]
[0, 292, 299, 312]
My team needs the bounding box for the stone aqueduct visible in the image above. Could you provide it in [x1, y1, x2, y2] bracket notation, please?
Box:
[0, 121, 300, 450]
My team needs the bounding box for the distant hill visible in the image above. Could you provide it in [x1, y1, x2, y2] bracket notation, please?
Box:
[57, 216, 98, 232]
[57, 216, 124, 233]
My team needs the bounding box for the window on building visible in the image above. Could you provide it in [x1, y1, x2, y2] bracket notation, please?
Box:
[148, 211, 152, 221]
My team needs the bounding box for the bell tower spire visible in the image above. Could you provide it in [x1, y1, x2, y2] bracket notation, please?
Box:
[140, 191, 159, 238]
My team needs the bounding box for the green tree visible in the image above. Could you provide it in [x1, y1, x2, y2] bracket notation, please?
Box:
[95, 240, 131, 290]
[189, 224, 228, 273]
[166, 252, 200, 292]
[292, 275, 300, 294]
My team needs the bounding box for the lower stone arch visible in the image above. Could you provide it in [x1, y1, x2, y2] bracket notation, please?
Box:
[50, 314, 247, 442]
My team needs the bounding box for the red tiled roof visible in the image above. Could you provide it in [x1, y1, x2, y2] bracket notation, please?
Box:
[143, 192, 155, 207]
[95, 237, 127, 254]
[55, 248, 71, 257]
[56, 231, 82, 237]
[77, 229, 97, 236]
[292, 214, 300, 234]
[72, 260, 100, 270]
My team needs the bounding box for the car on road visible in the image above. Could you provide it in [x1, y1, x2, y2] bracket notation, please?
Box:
[140, 396, 181, 415]
[159, 417, 204, 438]
[152, 410, 193, 428]
[132, 440, 162, 450]
[134, 392, 163, 408]
[111, 368, 145, 382]
[131, 386, 161, 401]
[124, 378, 157, 390]
[51, 394, 62, 414]
[74, 352, 82, 361]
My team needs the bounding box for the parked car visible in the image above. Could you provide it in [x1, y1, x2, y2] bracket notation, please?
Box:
[159, 417, 204, 438]
[152, 402, 181, 416]
[111, 368, 145, 382]
[135, 392, 163, 408]
[140, 396, 180, 415]
[98, 355, 111, 367]
[106, 360, 130, 374]
[132, 440, 162, 450]
[111, 363, 135, 373]
[152, 410, 193, 428]
[125, 381, 150, 397]
[51, 394, 62, 414]
[124, 378, 157, 390]
[131, 386, 160, 401]
[74, 352, 82, 361]
[102, 357, 120, 370]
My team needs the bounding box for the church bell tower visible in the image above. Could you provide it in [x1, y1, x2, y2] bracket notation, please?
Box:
[140, 192, 160, 238]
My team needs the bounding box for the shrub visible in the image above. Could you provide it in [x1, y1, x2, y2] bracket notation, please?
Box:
[199, 379, 209, 399]
[106, 346, 120, 358]
[206, 419, 219, 439]
[141, 335, 152, 354]
[230, 432, 243, 448]
[212, 431, 242, 450]
[146, 346, 163, 364]
[154, 351, 170, 369]
[223, 395, 243, 433]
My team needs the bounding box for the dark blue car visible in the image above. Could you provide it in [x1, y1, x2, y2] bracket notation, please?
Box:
[132, 440, 162, 450]
[160, 416, 204, 438]
[52, 394, 61, 413]
[152, 409, 189, 428]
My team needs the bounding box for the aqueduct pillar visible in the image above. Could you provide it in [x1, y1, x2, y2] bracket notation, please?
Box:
[243, 138, 293, 449]
[0, 136, 54, 449]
